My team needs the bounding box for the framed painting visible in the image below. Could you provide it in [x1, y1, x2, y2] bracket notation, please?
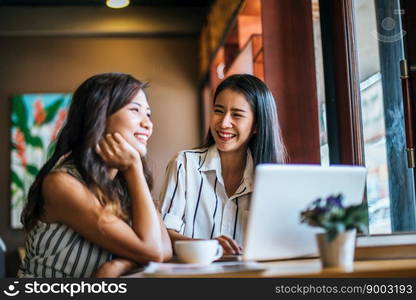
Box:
[10, 93, 72, 229]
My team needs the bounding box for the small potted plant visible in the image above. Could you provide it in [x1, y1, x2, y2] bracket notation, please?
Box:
[300, 194, 368, 269]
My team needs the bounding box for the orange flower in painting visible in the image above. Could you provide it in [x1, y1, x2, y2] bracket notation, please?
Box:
[34, 99, 46, 125]
[15, 128, 27, 168]
[51, 110, 67, 141]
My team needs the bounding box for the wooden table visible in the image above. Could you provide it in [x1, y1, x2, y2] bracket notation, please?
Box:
[244, 258, 416, 278]
[126, 258, 416, 278]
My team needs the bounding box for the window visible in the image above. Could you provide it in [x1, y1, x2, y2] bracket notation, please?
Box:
[320, 0, 416, 234]
[312, 0, 330, 166]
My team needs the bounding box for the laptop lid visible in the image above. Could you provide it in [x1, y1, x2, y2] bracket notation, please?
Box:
[242, 164, 367, 261]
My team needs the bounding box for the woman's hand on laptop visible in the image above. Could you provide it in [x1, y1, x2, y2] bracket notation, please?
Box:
[214, 235, 242, 255]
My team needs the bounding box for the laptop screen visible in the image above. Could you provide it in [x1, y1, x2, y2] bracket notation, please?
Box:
[243, 164, 367, 261]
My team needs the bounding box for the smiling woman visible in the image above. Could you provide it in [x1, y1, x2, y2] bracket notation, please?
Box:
[211, 89, 255, 155]
[105, 89, 153, 158]
[159, 74, 286, 256]
[17, 72, 172, 278]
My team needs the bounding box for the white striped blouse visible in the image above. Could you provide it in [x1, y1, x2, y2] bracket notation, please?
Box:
[17, 162, 112, 278]
[159, 145, 253, 247]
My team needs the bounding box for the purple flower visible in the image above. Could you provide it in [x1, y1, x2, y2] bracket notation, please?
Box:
[326, 194, 343, 208]
[313, 207, 328, 215]
[300, 193, 368, 240]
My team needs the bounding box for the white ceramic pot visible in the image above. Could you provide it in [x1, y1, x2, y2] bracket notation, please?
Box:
[316, 229, 357, 270]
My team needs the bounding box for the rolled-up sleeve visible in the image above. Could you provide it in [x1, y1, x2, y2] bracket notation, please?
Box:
[159, 154, 186, 233]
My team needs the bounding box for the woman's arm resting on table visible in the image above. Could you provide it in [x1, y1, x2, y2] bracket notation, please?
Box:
[42, 170, 165, 263]
[94, 258, 139, 278]
[158, 213, 173, 261]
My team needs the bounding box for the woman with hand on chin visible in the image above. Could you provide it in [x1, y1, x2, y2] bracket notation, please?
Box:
[160, 74, 286, 256]
[18, 72, 172, 278]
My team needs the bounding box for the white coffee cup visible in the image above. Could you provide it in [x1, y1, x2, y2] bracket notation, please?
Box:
[174, 240, 223, 265]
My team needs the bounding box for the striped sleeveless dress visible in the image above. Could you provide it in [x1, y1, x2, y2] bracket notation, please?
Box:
[17, 161, 112, 278]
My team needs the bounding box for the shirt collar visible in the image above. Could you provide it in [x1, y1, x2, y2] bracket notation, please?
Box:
[200, 145, 254, 196]
[234, 148, 254, 196]
[199, 145, 221, 172]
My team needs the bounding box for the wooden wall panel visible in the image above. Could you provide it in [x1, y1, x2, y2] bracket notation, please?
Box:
[261, 0, 320, 163]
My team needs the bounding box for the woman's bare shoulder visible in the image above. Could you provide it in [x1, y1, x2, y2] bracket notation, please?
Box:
[43, 171, 87, 197]
[42, 171, 100, 222]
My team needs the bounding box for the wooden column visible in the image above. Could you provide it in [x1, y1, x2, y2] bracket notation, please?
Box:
[261, 0, 320, 164]
[402, 0, 416, 163]
[320, 0, 364, 165]
[399, 0, 416, 231]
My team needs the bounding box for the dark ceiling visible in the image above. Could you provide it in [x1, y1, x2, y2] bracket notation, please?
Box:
[0, 0, 213, 7]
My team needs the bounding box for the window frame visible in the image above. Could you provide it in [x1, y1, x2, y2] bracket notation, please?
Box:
[320, 0, 416, 232]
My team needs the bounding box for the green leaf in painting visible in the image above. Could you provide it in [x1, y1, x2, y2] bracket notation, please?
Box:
[11, 170, 24, 190]
[11, 118, 18, 128]
[26, 164, 39, 176]
[44, 98, 64, 124]
[17, 123, 43, 149]
[11, 195, 25, 209]
[20, 126, 30, 141]
[25, 134, 43, 149]
[47, 141, 56, 159]
[12, 95, 29, 131]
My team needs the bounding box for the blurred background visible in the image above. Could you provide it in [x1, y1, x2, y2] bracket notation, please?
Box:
[1, 0, 415, 277]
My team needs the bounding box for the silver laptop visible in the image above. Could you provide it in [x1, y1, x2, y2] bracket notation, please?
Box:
[242, 164, 367, 261]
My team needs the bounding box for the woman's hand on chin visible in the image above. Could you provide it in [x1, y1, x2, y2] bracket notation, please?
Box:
[95, 132, 142, 171]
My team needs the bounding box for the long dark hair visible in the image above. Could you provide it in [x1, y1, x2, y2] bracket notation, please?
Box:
[205, 74, 286, 166]
[22, 72, 153, 232]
